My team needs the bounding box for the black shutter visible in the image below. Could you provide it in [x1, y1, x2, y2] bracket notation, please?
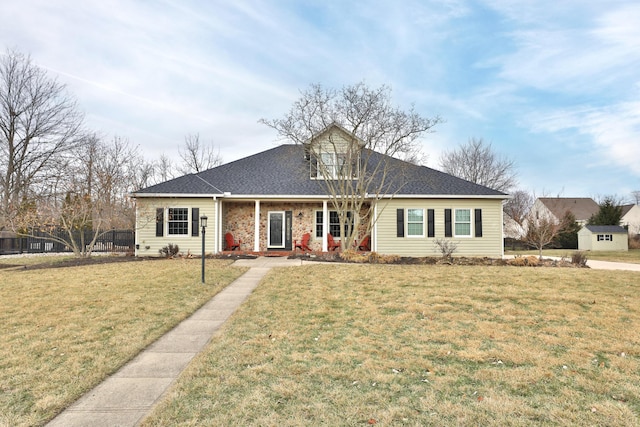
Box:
[156, 208, 164, 237]
[191, 208, 199, 237]
[310, 155, 318, 178]
[444, 209, 452, 237]
[427, 209, 435, 237]
[474, 209, 483, 237]
[396, 209, 404, 237]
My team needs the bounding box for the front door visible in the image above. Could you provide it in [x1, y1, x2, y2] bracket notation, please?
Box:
[268, 211, 292, 250]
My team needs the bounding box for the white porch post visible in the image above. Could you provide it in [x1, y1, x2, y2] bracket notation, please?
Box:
[322, 200, 328, 252]
[213, 197, 218, 253]
[372, 200, 378, 252]
[216, 198, 223, 253]
[254, 200, 261, 252]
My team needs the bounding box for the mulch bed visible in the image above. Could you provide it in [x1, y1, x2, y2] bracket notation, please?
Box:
[1, 253, 587, 270]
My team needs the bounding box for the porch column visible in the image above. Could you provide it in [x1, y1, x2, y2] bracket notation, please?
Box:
[372, 200, 377, 252]
[254, 200, 260, 252]
[216, 198, 222, 253]
[213, 197, 219, 253]
[322, 200, 328, 252]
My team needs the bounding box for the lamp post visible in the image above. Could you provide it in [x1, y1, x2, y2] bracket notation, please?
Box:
[200, 215, 208, 283]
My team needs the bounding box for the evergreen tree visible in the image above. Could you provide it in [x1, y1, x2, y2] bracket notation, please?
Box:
[588, 196, 623, 226]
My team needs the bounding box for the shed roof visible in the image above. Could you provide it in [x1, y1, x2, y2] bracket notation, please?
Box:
[584, 225, 627, 233]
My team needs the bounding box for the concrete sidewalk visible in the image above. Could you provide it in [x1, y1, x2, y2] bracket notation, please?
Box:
[47, 256, 301, 427]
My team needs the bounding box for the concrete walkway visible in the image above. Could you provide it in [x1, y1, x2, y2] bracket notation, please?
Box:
[47, 256, 302, 427]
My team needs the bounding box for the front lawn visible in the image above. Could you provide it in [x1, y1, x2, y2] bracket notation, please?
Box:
[143, 264, 640, 426]
[0, 258, 247, 427]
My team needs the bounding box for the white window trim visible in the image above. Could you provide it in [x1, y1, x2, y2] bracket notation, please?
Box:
[166, 206, 191, 237]
[406, 208, 425, 238]
[453, 208, 473, 238]
[315, 209, 353, 239]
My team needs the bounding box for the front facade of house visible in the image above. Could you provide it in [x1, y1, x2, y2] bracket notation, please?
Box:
[134, 125, 508, 258]
[578, 225, 629, 251]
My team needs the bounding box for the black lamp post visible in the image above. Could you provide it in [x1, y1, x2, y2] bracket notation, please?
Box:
[200, 215, 208, 283]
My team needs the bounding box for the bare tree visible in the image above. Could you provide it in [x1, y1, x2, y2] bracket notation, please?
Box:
[154, 154, 176, 183]
[522, 213, 562, 259]
[632, 190, 640, 205]
[439, 137, 517, 193]
[504, 189, 533, 225]
[0, 49, 85, 228]
[177, 133, 222, 175]
[261, 82, 442, 250]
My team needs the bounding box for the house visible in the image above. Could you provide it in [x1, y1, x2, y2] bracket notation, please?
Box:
[531, 197, 599, 225]
[621, 204, 640, 236]
[578, 225, 629, 251]
[133, 125, 508, 258]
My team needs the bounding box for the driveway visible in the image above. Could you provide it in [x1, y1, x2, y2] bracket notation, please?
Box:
[585, 259, 640, 272]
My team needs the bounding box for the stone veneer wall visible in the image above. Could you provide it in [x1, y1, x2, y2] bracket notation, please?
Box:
[222, 201, 371, 251]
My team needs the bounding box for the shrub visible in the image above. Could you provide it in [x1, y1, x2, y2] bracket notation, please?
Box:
[376, 254, 400, 264]
[571, 251, 588, 266]
[434, 238, 459, 259]
[340, 249, 369, 263]
[629, 235, 640, 250]
[159, 243, 180, 258]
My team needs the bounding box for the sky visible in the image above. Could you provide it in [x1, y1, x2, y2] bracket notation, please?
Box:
[2, 0, 639, 201]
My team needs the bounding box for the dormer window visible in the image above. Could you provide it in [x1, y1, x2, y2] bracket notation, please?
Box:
[306, 123, 363, 180]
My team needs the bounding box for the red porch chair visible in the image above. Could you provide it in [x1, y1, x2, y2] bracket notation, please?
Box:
[224, 232, 241, 251]
[294, 233, 312, 252]
[357, 235, 371, 251]
[327, 233, 341, 251]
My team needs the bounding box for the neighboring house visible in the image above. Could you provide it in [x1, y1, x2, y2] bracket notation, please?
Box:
[530, 197, 599, 225]
[503, 212, 525, 240]
[133, 124, 508, 258]
[578, 225, 629, 251]
[621, 204, 640, 236]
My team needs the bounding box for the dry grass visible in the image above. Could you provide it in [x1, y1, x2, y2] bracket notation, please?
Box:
[506, 249, 640, 264]
[143, 264, 640, 426]
[0, 258, 247, 427]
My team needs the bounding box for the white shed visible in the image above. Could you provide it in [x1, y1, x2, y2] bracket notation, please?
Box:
[578, 225, 628, 251]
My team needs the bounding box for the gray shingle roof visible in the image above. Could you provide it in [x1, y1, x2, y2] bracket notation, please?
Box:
[134, 145, 507, 198]
[584, 225, 627, 233]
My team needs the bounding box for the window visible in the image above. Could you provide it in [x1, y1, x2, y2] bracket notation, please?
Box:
[407, 208, 424, 237]
[316, 210, 352, 238]
[454, 209, 471, 237]
[597, 234, 613, 241]
[314, 151, 358, 179]
[168, 208, 189, 235]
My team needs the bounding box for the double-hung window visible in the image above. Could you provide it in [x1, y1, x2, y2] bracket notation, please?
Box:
[597, 234, 613, 241]
[454, 209, 472, 237]
[168, 208, 189, 235]
[407, 208, 424, 237]
[316, 210, 352, 238]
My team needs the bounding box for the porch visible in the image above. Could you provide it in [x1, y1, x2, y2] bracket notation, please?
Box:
[218, 200, 371, 253]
